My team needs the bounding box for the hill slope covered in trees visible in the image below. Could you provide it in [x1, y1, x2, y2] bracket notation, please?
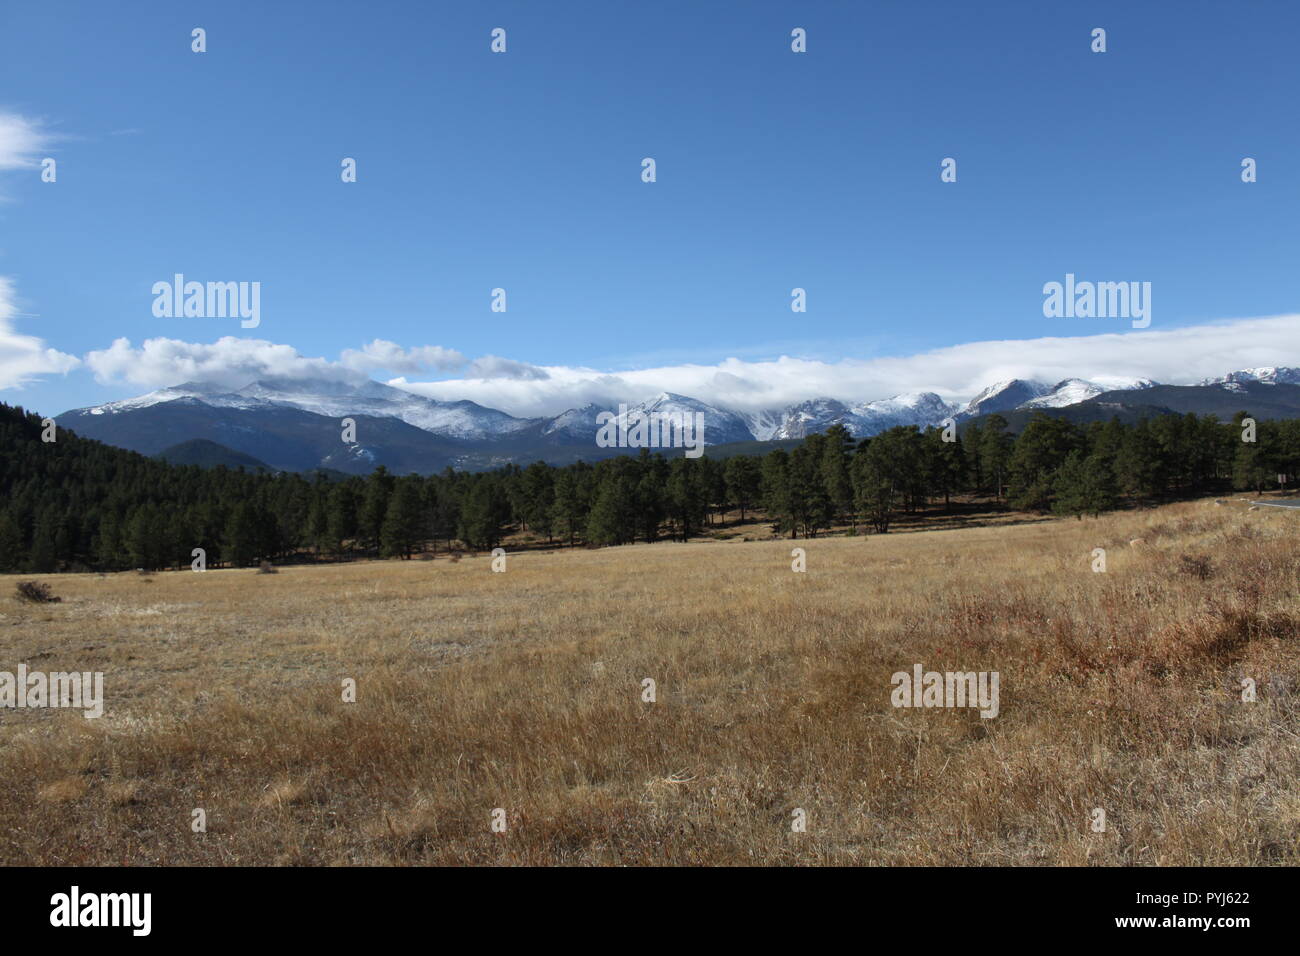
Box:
[2, 401, 1297, 573]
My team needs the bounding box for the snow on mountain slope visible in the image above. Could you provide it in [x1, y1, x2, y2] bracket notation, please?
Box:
[851, 392, 959, 431]
[1202, 367, 1300, 387]
[967, 377, 1155, 415]
[957, 379, 1053, 418]
[622, 392, 754, 445]
[77, 377, 540, 441]
[761, 392, 958, 439]
[1022, 379, 1107, 409]
[739, 408, 784, 442]
[84, 381, 272, 415]
[236, 378, 539, 439]
[69, 365, 1265, 459]
[763, 398, 859, 440]
[541, 403, 606, 440]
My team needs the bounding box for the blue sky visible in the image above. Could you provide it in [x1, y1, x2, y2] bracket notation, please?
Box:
[2, 0, 1299, 416]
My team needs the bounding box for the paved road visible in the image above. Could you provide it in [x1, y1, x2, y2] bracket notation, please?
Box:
[1242, 498, 1300, 509]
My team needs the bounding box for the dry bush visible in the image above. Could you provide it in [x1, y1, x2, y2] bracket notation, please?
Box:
[1177, 554, 1215, 580]
[15, 580, 60, 603]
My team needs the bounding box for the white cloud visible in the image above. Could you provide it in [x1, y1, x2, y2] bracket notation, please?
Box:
[0, 277, 80, 389]
[0, 114, 79, 387]
[0, 112, 49, 170]
[340, 339, 464, 375]
[85, 336, 362, 389]
[78, 313, 1300, 416]
[464, 355, 550, 381]
[394, 314, 1300, 416]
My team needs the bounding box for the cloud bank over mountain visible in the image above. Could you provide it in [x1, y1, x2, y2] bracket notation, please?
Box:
[74, 312, 1300, 416]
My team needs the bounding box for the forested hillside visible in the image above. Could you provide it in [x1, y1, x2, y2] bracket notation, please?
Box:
[1, 401, 1296, 572]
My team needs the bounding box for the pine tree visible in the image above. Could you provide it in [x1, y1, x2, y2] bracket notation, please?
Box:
[979, 414, 1013, 500]
[585, 479, 624, 545]
[634, 466, 665, 543]
[381, 478, 426, 558]
[224, 502, 260, 568]
[1008, 414, 1081, 512]
[724, 454, 762, 523]
[852, 434, 897, 534]
[522, 461, 556, 540]
[761, 450, 795, 538]
[1231, 411, 1270, 494]
[789, 443, 832, 537]
[1052, 451, 1118, 519]
[0, 511, 23, 572]
[665, 458, 707, 541]
[1115, 419, 1162, 499]
[326, 483, 357, 559]
[551, 469, 585, 546]
[821, 424, 855, 529]
[358, 466, 394, 555]
[459, 478, 508, 549]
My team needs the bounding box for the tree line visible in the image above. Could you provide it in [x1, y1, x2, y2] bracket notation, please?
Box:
[0, 402, 1294, 573]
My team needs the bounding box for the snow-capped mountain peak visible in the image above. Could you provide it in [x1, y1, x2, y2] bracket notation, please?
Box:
[756, 391, 959, 440]
[622, 392, 754, 444]
[1022, 378, 1107, 409]
[958, 379, 1053, 419]
[84, 381, 271, 415]
[64, 364, 1271, 465]
[1202, 367, 1300, 387]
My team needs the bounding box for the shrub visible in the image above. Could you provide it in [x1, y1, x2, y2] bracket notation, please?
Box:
[1178, 554, 1214, 580]
[15, 580, 60, 603]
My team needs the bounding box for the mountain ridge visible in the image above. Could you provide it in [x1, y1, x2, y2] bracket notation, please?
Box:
[57, 367, 1300, 473]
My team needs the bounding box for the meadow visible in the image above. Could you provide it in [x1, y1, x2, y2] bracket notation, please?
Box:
[1, 497, 1297, 865]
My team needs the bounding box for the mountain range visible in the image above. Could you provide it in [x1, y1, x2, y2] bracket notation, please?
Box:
[54, 366, 1300, 474]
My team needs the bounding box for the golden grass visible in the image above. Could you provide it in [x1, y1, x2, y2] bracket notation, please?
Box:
[1, 498, 1297, 865]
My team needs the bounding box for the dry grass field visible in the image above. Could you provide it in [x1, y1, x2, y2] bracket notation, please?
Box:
[1, 497, 1297, 866]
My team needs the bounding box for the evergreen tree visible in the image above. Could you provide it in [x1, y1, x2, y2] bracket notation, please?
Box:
[381, 478, 426, 558]
[761, 450, 796, 538]
[724, 454, 762, 523]
[521, 461, 556, 540]
[326, 483, 357, 559]
[1115, 418, 1162, 499]
[224, 502, 260, 567]
[634, 463, 666, 543]
[665, 458, 707, 541]
[852, 430, 903, 534]
[979, 414, 1013, 500]
[358, 466, 394, 555]
[459, 477, 509, 549]
[1232, 411, 1270, 494]
[0, 511, 22, 572]
[1007, 414, 1081, 512]
[550, 468, 586, 547]
[821, 424, 855, 529]
[585, 479, 624, 545]
[1052, 451, 1118, 519]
